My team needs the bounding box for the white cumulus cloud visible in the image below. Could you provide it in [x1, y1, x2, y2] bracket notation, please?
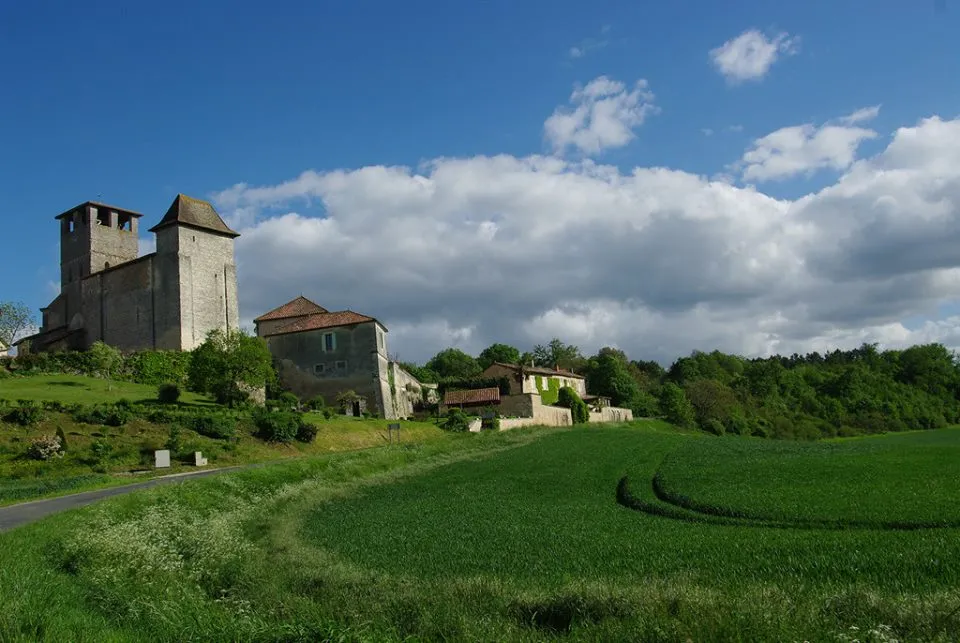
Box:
[544, 76, 658, 156]
[210, 112, 960, 365]
[737, 107, 881, 182]
[710, 29, 800, 83]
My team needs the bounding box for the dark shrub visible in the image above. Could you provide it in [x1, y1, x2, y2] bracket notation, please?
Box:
[146, 407, 177, 424]
[442, 408, 470, 432]
[157, 383, 181, 404]
[557, 387, 589, 424]
[703, 418, 726, 436]
[306, 395, 326, 411]
[296, 422, 318, 443]
[321, 408, 335, 420]
[56, 426, 69, 452]
[41, 400, 67, 412]
[90, 439, 113, 462]
[277, 392, 300, 410]
[186, 412, 237, 440]
[252, 407, 302, 443]
[5, 400, 45, 427]
[72, 404, 131, 427]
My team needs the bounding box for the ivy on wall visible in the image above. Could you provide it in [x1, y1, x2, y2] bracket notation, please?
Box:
[535, 375, 561, 406]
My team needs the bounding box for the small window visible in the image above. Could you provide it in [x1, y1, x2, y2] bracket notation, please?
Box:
[323, 332, 336, 352]
[104, 262, 110, 269]
[193, 235, 196, 242]
[336, 360, 347, 370]
[97, 209, 111, 227]
[118, 214, 132, 231]
[314, 364, 325, 375]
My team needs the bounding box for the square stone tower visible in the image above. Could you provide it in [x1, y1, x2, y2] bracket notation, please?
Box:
[54, 202, 143, 332]
[150, 194, 240, 350]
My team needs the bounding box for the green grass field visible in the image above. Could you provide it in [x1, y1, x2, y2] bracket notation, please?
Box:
[0, 374, 213, 406]
[1, 423, 957, 641]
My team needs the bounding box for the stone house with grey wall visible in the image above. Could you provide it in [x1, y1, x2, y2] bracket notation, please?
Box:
[16, 194, 240, 355]
[255, 297, 396, 418]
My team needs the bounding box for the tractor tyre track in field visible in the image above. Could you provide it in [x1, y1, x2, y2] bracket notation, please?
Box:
[616, 452, 960, 531]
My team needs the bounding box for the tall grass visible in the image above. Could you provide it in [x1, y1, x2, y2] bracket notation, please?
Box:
[0, 425, 958, 641]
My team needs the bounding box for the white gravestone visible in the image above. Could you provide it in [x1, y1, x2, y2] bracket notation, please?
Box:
[194, 451, 208, 466]
[155, 449, 171, 468]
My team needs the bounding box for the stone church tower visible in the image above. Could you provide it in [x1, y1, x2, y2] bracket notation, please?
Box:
[150, 195, 241, 350]
[20, 194, 240, 354]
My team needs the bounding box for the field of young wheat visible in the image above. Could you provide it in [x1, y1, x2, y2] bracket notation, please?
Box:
[1, 424, 958, 641]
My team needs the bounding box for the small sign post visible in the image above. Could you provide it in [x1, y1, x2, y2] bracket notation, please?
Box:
[388, 422, 401, 444]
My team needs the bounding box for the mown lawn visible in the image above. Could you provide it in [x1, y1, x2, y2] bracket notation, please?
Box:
[0, 374, 213, 406]
[0, 423, 957, 641]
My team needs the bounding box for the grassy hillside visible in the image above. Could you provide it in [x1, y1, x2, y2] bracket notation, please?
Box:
[1, 424, 957, 641]
[0, 374, 447, 505]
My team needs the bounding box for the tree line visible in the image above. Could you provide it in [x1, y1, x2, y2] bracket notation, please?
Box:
[402, 339, 960, 439]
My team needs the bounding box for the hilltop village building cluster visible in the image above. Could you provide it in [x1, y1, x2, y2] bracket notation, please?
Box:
[18, 195, 632, 425]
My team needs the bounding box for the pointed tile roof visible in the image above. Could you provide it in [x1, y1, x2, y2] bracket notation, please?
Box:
[148, 194, 239, 237]
[264, 310, 377, 336]
[254, 296, 329, 323]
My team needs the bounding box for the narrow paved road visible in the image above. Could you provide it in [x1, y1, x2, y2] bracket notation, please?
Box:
[0, 467, 243, 532]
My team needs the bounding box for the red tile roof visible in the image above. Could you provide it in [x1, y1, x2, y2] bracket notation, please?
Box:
[443, 387, 501, 406]
[255, 296, 328, 322]
[265, 310, 376, 336]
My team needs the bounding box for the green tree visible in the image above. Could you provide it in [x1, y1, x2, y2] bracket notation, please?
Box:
[87, 341, 123, 379]
[659, 383, 695, 428]
[188, 328, 276, 406]
[0, 301, 34, 348]
[532, 338, 584, 371]
[684, 378, 738, 429]
[477, 343, 521, 370]
[585, 347, 640, 408]
[425, 348, 481, 380]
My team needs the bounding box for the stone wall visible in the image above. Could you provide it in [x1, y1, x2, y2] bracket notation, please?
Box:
[498, 393, 573, 427]
[266, 321, 389, 416]
[589, 406, 634, 423]
[389, 362, 432, 418]
[158, 226, 238, 351]
[98, 256, 155, 351]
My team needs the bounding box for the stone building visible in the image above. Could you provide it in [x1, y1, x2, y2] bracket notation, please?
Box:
[255, 296, 436, 419]
[17, 194, 240, 354]
[255, 296, 394, 417]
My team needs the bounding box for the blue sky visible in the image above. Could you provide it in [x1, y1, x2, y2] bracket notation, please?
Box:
[4, 0, 960, 362]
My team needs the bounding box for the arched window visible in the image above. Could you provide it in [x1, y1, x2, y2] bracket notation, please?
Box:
[104, 262, 111, 270]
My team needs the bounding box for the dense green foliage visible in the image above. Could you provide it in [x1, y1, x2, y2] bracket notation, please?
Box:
[441, 408, 471, 432]
[10, 348, 193, 385]
[188, 328, 275, 406]
[413, 337, 960, 439]
[557, 386, 589, 423]
[252, 407, 307, 443]
[424, 348, 482, 380]
[477, 343, 521, 369]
